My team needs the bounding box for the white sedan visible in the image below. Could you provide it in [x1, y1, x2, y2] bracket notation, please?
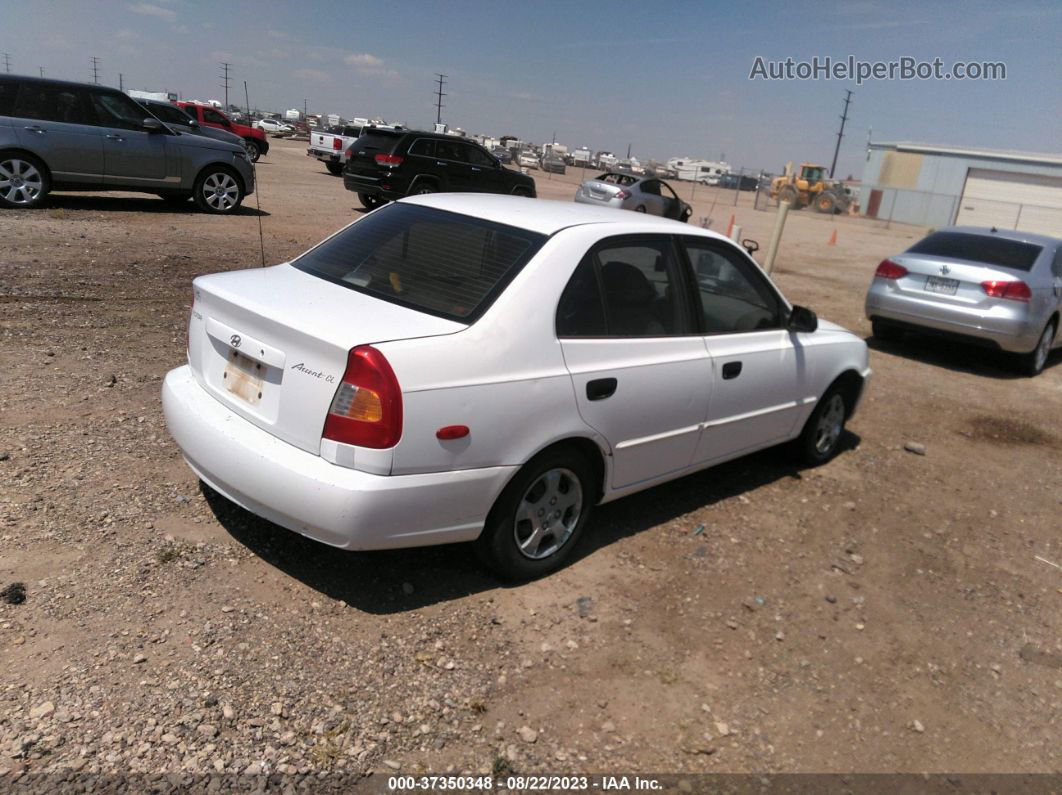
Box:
[254, 119, 293, 134]
[162, 195, 870, 579]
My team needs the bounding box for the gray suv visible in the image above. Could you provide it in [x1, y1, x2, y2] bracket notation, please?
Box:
[0, 75, 254, 214]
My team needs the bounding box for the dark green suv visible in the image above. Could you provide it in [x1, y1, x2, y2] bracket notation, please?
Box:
[342, 128, 536, 209]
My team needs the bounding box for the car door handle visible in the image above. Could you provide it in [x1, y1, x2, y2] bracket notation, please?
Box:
[721, 361, 743, 380]
[435, 161, 447, 166]
[23, 125, 46, 134]
[106, 134, 125, 141]
[586, 377, 617, 401]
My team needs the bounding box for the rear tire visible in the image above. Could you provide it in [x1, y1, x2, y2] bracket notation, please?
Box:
[192, 166, 244, 214]
[778, 185, 799, 208]
[0, 152, 50, 209]
[475, 448, 595, 581]
[1015, 321, 1055, 377]
[410, 181, 437, 195]
[871, 318, 903, 343]
[816, 193, 837, 214]
[794, 387, 849, 466]
[358, 192, 384, 209]
[325, 162, 343, 176]
[512, 186, 533, 198]
[635, 205, 647, 213]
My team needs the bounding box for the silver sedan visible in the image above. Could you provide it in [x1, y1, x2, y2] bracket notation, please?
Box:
[865, 226, 1062, 375]
[574, 172, 692, 222]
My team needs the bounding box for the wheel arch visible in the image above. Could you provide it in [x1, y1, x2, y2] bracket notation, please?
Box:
[194, 160, 247, 194]
[826, 368, 866, 419]
[490, 435, 610, 518]
[0, 148, 52, 181]
[408, 175, 440, 194]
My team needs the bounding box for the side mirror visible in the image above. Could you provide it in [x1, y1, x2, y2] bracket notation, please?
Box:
[787, 305, 818, 333]
[742, 238, 760, 256]
[187, 118, 200, 128]
[142, 117, 164, 133]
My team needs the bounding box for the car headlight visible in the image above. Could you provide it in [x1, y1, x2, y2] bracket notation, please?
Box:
[234, 151, 248, 162]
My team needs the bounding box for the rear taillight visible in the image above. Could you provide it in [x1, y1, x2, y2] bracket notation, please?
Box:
[874, 259, 908, 279]
[322, 346, 402, 449]
[981, 279, 1032, 302]
[615, 189, 631, 200]
[374, 153, 404, 167]
[332, 137, 342, 150]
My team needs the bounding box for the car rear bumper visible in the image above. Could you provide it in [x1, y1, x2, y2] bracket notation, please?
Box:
[865, 281, 1042, 353]
[162, 365, 515, 551]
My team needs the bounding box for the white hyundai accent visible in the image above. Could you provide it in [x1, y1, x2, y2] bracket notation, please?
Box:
[162, 195, 870, 579]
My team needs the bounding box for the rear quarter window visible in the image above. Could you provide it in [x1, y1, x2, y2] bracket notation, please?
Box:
[908, 232, 1042, 271]
[293, 204, 546, 322]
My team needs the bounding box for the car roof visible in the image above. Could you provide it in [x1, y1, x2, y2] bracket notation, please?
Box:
[937, 226, 1060, 248]
[0, 73, 121, 92]
[401, 194, 719, 238]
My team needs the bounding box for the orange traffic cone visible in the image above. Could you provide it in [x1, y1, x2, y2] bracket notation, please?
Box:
[828, 228, 837, 246]
[726, 214, 735, 237]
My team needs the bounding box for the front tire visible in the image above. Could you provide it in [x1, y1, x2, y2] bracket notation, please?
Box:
[0, 153, 50, 209]
[475, 449, 595, 580]
[193, 166, 244, 214]
[1016, 321, 1055, 377]
[244, 140, 261, 162]
[795, 388, 848, 466]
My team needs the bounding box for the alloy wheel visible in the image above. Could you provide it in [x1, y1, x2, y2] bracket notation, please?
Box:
[814, 394, 845, 455]
[0, 159, 44, 205]
[513, 468, 583, 560]
[202, 172, 239, 211]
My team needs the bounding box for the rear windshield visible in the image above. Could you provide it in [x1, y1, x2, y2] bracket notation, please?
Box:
[907, 232, 1042, 271]
[293, 204, 547, 322]
[354, 130, 404, 153]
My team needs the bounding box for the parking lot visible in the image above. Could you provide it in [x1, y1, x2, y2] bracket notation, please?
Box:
[1, 137, 1060, 777]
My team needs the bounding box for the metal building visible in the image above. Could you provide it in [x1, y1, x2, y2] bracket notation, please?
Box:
[859, 142, 1062, 236]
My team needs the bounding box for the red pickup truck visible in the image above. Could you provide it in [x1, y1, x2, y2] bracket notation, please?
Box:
[175, 102, 269, 162]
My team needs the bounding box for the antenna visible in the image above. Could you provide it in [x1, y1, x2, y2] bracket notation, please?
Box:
[829, 89, 853, 178]
[90, 56, 101, 84]
[245, 80, 266, 268]
[434, 73, 447, 125]
[219, 61, 231, 109]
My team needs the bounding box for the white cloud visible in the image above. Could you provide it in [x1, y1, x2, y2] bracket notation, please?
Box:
[114, 28, 138, 41]
[128, 3, 177, 22]
[344, 52, 383, 67]
[294, 67, 331, 83]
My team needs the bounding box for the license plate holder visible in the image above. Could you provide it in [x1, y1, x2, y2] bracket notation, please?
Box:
[223, 350, 265, 406]
[924, 275, 959, 295]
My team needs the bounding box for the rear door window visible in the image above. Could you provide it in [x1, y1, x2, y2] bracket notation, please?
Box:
[907, 232, 1042, 271]
[13, 83, 91, 125]
[408, 138, 436, 157]
[0, 79, 18, 116]
[293, 204, 546, 322]
[435, 140, 467, 162]
[466, 145, 494, 167]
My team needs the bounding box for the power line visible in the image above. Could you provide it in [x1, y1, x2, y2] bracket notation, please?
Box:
[434, 73, 447, 125]
[90, 56, 101, 85]
[219, 61, 231, 109]
[829, 89, 853, 179]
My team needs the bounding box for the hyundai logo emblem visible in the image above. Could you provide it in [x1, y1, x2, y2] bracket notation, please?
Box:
[230, 334, 242, 348]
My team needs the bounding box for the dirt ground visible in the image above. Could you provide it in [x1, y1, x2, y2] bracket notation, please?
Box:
[1, 138, 1060, 781]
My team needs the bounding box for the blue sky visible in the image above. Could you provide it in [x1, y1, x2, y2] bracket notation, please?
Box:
[5, 0, 1060, 177]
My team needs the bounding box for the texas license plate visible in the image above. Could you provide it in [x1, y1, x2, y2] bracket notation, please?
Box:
[924, 276, 959, 295]
[223, 350, 264, 406]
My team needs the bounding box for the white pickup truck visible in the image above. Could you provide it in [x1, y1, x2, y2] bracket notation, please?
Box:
[306, 125, 363, 175]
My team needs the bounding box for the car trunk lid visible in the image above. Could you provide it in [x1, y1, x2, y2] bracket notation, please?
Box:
[187, 263, 463, 455]
[890, 253, 1030, 308]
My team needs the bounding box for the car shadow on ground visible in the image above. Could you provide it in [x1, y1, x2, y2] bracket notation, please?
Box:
[45, 194, 270, 216]
[204, 431, 860, 615]
[865, 334, 1059, 379]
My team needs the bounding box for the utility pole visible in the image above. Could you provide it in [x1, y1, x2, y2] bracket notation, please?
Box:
[219, 61, 231, 110]
[303, 98, 307, 119]
[39, 66, 44, 77]
[829, 89, 853, 178]
[90, 56, 100, 84]
[434, 73, 447, 125]
[626, 142, 631, 159]
[2, 53, 11, 73]
[119, 73, 124, 91]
